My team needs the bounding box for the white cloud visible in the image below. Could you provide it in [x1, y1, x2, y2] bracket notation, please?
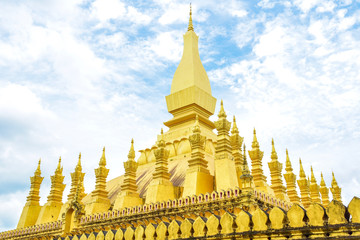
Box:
[0, 84, 54, 120]
[158, 3, 190, 25]
[0, 191, 27, 231]
[229, 9, 247, 18]
[293, 0, 322, 13]
[149, 31, 182, 62]
[91, 0, 126, 22]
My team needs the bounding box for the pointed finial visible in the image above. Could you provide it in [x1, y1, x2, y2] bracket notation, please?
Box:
[332, 171, 339, 187]
[311, 166, 316, 183]
[299, 158, 306, 178]
[270, 138, 278, 160]
[35, 159, 42, 176]
[157, 128, 166, 148]
[285, 148, 293, 171]
[78, 152, 81, 165]
[188, 3, 194, 31]
[55, 156, 62, 174]
[99, 146, 106, 166]
[320, 172, 326, 187]
[231, 116, 239, 134]
[192, 115, 201, 133]
[218, 99, 227, 118]
[252, 128, 259, 148]
[75, 152, 82, 172]
[128, 138, 136, 160]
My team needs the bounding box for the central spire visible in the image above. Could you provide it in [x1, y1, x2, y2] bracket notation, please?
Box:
[169, 4, 212, 95]
[165, 4, 217, 136]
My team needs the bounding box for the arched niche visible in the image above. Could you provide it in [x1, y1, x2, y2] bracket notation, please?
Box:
[137, 150, 147, 165]
[165, 143, 176, 158]
[177, 139, 191, 155]
[146, 149, 156, 163]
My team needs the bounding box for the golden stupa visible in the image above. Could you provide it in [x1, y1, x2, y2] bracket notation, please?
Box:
[1, 6, 360, 240]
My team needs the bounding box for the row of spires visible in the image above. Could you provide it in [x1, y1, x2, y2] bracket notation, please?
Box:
[23, 100, 342, 228]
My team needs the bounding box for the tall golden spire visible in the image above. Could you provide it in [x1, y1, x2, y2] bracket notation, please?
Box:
[35, 157, 66, 224]
[297, 159, 311, 208]
[183, 114, 213, 196]
[188, 3, 194, 31]
[46, 157, 65, 204]
[164, 3, 216, 144]
[248, 128, 268, 191]
[230, 115, 244, 184]
[283, 149, 300, 203]
[330, 172, 342, 203]
[114, 139, 142, 209]
[67, 153, 86, 202]
[239, 144, 255, 197]
[27, 159, 44, 205]
[17, 159, 44, 228]
[309, 166, 321, 204]
[85, 147, 110, 214]
[268, 139, 287, 200]
[146, 129, 175, 204]
[242, 144, 250, 175]
[214, 100, 238, 191]
[319, 172, 330, 207]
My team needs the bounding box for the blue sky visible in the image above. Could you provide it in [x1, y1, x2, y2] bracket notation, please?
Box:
[0, 0, 360, 231]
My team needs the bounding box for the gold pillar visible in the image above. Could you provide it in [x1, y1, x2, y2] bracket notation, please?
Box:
[240, 144, 255, 193]
[309, 166, 321, 204]
[68, 153, 86, 202]
[268, 139, 287, 201]
[114, 139, 143, 209]
[36, 157, 66, 224]
[145, 129, 175, 204]
[17, 160, 44, 228]
[58, 153, 86, 221]
[85, 147, 111, 214]
[297, 159, 311, 208]
[183, 115, 213, 197]
[319, 172, 330, 207]
[330, 172, 342, 203]
[283, 149, 300, 204]
[248, 129, 273, 194]
[214, 100, 239, 191]
[230, 116, 244, 184]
